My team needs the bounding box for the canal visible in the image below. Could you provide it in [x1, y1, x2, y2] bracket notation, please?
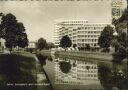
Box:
[42, 54, 128, 90]
[0, 52, 127, 90]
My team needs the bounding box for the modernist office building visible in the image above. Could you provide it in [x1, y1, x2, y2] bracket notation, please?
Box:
[54, 20, 110, 48]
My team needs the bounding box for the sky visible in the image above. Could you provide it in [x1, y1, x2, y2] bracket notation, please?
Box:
[0, 0, 127, 42]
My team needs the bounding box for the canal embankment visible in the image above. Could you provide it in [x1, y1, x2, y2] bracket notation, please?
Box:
[0, 51, 51, 90]
[41, 50, 113, 62]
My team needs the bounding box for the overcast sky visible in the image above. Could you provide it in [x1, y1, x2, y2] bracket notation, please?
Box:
[0, 0, 127, 42]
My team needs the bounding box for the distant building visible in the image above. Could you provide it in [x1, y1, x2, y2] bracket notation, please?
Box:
[26, 41, 36, 53]
[28, 41, 36, 49]
[54, 20, 110, 48]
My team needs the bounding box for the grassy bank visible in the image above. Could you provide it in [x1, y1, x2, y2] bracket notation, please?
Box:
[0, 53, 37, 90]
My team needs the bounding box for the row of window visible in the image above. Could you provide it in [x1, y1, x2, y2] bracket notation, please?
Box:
[58, 26, 104, 31]
[77, 39, 98, 42]
[77, 27, 104, 30]
[77, 65, 97, 69]
[77, 77, 98, 80]
[78, 31, 101, 34]
[77, 35, 100, 38]
[77, 70, 97, 73]
[77, 43, 98, 47]
[61, 21, 88, 23]
[61, 24, 84, 26]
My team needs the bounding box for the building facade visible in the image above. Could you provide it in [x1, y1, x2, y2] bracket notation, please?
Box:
[28, 41, 36, 49]
[54, 20, 110, 48]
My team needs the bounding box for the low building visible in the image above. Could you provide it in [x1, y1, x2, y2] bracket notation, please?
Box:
[28, 41, 36, 49]
[26, 41, 36, 53]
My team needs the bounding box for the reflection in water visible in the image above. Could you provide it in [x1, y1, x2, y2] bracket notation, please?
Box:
[52, 57, 128, 90]
[59, 60, 72, 74]
[36, 54, 53, 90]
[98, 63, 128, 90]
[98, 64, 113, 90]
[36, 53, 47, 66]
[54, 58, 99, 85]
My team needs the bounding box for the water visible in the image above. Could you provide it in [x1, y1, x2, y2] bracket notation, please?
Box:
[43, 55, 128, 90]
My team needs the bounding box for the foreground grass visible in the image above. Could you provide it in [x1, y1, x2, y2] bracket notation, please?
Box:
[0, 53, 37, 90]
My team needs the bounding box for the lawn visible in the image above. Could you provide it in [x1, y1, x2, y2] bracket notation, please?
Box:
[0, 53, 42, 90]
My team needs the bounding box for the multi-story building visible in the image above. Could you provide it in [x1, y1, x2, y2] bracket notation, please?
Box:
[54, 20, 110, 48]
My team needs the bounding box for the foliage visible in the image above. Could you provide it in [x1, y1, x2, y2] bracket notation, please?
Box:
[98, 64, 113, 90]
[59, 61, 71, 74]
[46, 42, 55, 49]
[98, 25, 114, 49]
[98, 64, 128, 90]
[112, 7, 128, 62]
[60, 35, 72, 48]
[0, 13, 28, 50]
[118, 8, 128, 23]
[112, 42, 127, 63]
[36, 38, 47, 50]
[117, 32, 128, 48]
[112, 8, 128, 26]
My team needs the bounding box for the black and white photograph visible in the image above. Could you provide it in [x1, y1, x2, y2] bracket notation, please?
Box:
[0, 0, 127, 90]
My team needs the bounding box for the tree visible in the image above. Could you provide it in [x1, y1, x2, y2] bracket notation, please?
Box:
[60, 35, 72, 49]
[36, 38, 47, 50]
[98, 25, 114, 50]
[118, 8, 128, 23]
[112, 7, 128, 62]
[0, 13, 28, 51]
[59, 61, 71, 74]
[17, 33, 28, 48]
